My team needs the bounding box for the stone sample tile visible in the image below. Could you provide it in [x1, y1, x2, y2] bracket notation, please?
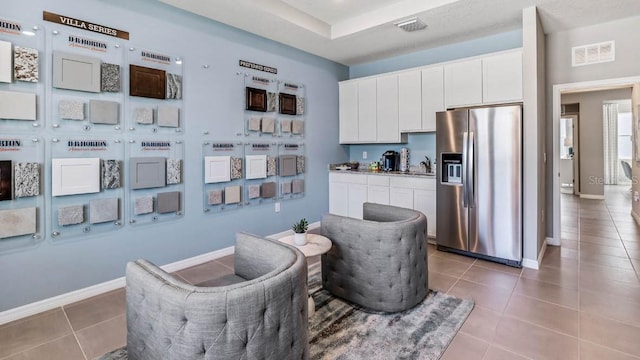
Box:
[101, 160, 120, 189]
[0, 160, 11, 201]
[279, 155, 297, 177]
[208, 190, 223, 205]
[89, 100, 119, 125]
[157, 191, 180, 214]
[14, 162, 40, 198]
[0, 207, 36, 239]
[166, 73, 182, 99]
[100, 63, 120, 92]
[292, 179, 304, 194]
[267, 156, 277, 177]
[261, 181, 276, 199]
[248, 184, 260, 199]
[157, 105, 179, 127]
[292, 119, 304, 134]
[261, 117, 275, 133]
[134, 107, 153, 124]
[296, 155, 305, 174]
[281, 181, 292, 194]
[58, 205, 84, 226]
[0, 40, 10, 83]
[89, 198, 119, 224]
[231, 157, 242, 180]
[59, 100, 85, 120]
[267, 92, 277, 112]
[166, 159, 181, 185]
[296, 96, 304, 115]
[0, 90, 37, 120]
[14, 46, 39, 82]
[134, 196, 153, 215]
[224, 185, 241, 204]
[281, 119, 291, 133]
[248, 117, 261, 131]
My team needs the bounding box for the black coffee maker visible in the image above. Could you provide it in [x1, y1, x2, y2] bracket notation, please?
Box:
[381, 150, 399, 171]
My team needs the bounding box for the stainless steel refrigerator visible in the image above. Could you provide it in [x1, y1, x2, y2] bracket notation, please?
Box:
[435, 105, 522, 267]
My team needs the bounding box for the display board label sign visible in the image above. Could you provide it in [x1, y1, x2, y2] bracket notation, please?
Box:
[239, 60, 277, 74]
[0, 19, 22, 36]
[141, 141, 171, 151]
[67, 140, 108, 152]
[43, 11, 129, 40]
[0, 139, 21, 152]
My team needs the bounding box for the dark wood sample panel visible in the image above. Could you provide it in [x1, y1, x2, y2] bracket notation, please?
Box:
[130, 65, 166, 99]
[279, 93, 296, 115]
[246, 87, 267, 112]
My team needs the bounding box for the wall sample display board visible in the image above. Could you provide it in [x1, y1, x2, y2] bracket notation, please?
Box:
[128, 139, 184, 225]
[202, 141, 244, 214]
[278, 142, 305, 201]
[244, 142, 278, 206]
[49, 137, 124, 240]
[278, 81, 305, 138]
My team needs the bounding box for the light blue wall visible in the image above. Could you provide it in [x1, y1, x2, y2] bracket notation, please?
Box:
[0, 0, 349, 311]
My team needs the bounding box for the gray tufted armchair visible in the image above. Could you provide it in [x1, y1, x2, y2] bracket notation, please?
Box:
[321, 202, 428, 313]
[125, 232, 309, 360]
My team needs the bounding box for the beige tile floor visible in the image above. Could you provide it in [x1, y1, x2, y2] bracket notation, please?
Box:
[1, 185, 640, 359]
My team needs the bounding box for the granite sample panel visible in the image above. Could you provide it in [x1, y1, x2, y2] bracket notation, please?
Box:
[53, 51, 101, 93]
[279, 93, 296, 115]
[14, 162, 40, 198]
[0, 160, 11, 201]
[166, 159, 181, 185]
[130, 157, 166, 190]
[280, 119, 292, 133]
[0, 90, 37, 120]
[130, 64, 166, 99]
[204, 156, 231, 183]
[231, 157, 242, 180]
[260, 182, 276, 199]
[245, 155, 267, 180]
[157, 105, 179, 127]
[134, 107, 153, 124]
[59, 100, 85, 120]
[281, 182, 292, 194]
[279, 155, 297, 177]
[101, 160, 121, 189]
[89, 198, 119, 224]
[14, 46, 39, 83]
[89, 100, 119, 125]
[267, 156, 277, 177]
[0, 207, 36, 239]
[292, 119, 304, 134]
[261, 117, 275, 133]
[166, 73, 182, 99]
[297, 155, 305, 174]
[208, 190, 223, 205]
[0, 40, 10, 83]
[100, 63, 121, 92]
[267, 92, 277, 112]
[246, 87, 267, 112]
[248, 184, 260, 199]
[296, 96, 305, 115]
[51, 158, 100, 196]
[157, 191, 180, 213]
[224, 185, 241, 204]
[292, 179, 304, 194]
[134, 196, 154, 215]
[248, 117, 261, 131]
[58, 204, 84, 226]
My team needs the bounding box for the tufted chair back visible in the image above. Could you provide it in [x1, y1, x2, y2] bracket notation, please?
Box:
[126, 232, 309, 360]
[321, 202, 428, 313]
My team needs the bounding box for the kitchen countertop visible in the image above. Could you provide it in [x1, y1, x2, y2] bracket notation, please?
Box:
[329, 168, 436, 178]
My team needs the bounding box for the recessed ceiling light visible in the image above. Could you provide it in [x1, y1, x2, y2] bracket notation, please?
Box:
[394, 17, 427, 32]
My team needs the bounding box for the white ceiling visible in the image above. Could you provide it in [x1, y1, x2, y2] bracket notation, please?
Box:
[158, 0, 640, 66]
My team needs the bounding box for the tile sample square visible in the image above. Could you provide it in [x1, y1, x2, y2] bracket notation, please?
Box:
[157, 105, 179, 127]
[134, 107, 153, 124]
[53, 51, 101, 93]
[0, 160, 12, 201]
[14, 46, 39, 83]
[267, 92, 277, 112]
[248, 184, 260, 199]
[14, 162, 40, 198]
[52, 158, 100, 196]
[231, 157, 243, 180]
[246, 87, 267, 112]
[248, 117, 261, 131]
[292, 119, 304, 134]
[0, 90, 37, 120]
[260, 182, 276, 199]
[101, 160, 121, 189]
[129, 64, 166, 99]
[134, 196, 154, 215]
[58, 204, 84, 226]
[166, 159, 181, 185]
[261, 117, 275, 133]
[59, 100, 85, 120]
[224, 185, 241, 204]
[204, 156, 231, 183]
[292, 179, 304, 194]
[130, 157, 166, 190]
[208, 190, 223, 205]
[157, 191, 180, 213]
[297, 155, 305, 174]
[279, 155, 297, 177]
[281, 182, 292, 194]
[245, 155, 267, 180]
[166, 73, 182, 99]
[280, 119, 292, 133]
[0, 40, 11, 83]
[100, 63, 120, 92]
[89, 198, 119, 224]
[267, 156, 277, 177]
[89, 100, 119, 125]
[0, 207, 36, 239]
[279, 93, 296, 115]
[296, 96, 305, 115]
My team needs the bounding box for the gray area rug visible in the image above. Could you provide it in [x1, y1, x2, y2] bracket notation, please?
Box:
[99, 262, 474, 360]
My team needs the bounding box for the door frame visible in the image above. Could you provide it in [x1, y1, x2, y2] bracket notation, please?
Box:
[559, 114, 579, 194]
[552, 76, 640, 246]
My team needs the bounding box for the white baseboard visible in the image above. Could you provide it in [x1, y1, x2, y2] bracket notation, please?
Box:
[522, 240, 547, 270]
[546, 236, 560, 246]
[579, 194, 605, 200]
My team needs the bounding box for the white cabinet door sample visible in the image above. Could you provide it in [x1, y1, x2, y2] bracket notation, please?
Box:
[0, 40, 11, 83]
[398, 70, 422, 132]
[53, 51, 101, 93]
[245, 155, 267, 180]
[339, 81, 359, 144]
[204, 156, 231, 183]
[52, 158, 100, 196]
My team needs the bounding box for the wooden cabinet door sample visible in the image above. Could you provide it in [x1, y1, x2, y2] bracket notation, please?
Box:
[130, 64, 166, 99]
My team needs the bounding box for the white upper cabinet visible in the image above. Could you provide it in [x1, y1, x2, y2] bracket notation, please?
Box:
[444, 58, 483, 108]
[339, 81, 358, 144]
[357, 78, 377, 142]
[377, 74, 400, 143]
[482, 50, 523, 104]
[421, 66, 444, 132]
[398, 70, 422, 132]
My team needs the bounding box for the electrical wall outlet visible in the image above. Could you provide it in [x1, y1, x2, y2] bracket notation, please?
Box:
[363, 151, 367, 159]
[275, 202, 281, 212]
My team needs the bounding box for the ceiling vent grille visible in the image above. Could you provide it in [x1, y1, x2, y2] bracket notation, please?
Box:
[572, 41, 615, 67]
[394, 17, 427, 32]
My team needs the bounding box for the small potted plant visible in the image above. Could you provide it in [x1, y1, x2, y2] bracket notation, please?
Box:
[292, 218, 309, 246]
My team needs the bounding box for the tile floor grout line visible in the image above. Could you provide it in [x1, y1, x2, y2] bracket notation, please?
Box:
[61, 305, 89, 360]
[0, 332, 76, 360]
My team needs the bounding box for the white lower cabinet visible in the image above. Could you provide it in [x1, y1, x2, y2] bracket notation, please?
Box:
[389, 187, 414, 209]
[414, 189, 436, 237]
[329, 173, 368, 219]
[368, 185, 390, 205]
[348, 184, 367, 219]
[329, 181, 348, 216]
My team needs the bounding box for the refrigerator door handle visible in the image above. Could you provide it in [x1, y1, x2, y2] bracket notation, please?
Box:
[467, 131, 475, 208]
[462, 131, 469, 208]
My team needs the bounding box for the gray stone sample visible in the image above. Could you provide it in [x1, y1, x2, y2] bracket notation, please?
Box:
[261, 182, 276, 199]
[0, 207, 36, 239]
[166, 73, 182, 99]
[225, 185, 241, 204]
[292, 179, 304, 194]
[59, 100, 85, 120]
[135, 196, 154, 215]
[89, 99, 119, 125]
[89, 198, 119, 224]
[58, 205, 84, 226]
[296, 96, 304, 115]
[297, 156, 305, 174]
[157, 105, 180, 127]
[167, 159, 181, 185]
[261, 117, 275, 133]
[231, 157, 242, 180]
[281, 182, 292, 194]
[14, 46, 39, 83]
[208, 190, 223, 205]
[0, 90, 37, 120]
[280, 119, 292, 133]
[14, 162, 40, 198]
[101, 160, 121, 189]
[292, 119, 304, 134]
[157, 191, 180, 213]
[267, 92, 277, 112]
[267, 156, 277, 177]
[248, 117, 261, 131]
[101, 63, 121, 92]
[248, 184, 260, 199]
[134, 107, 153, 124]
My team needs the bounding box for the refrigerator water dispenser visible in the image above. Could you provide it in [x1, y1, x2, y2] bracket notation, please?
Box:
[440, 153, 462, 185]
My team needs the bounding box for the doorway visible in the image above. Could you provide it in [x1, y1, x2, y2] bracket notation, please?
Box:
[559, 114, 578, 194]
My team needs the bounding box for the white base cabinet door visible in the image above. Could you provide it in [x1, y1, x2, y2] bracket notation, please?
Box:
[368, 185, 390, 205]
[390, 187, 414, 209]
[329, 181, 349, 217]
[348, 184, 368, 219]
[414, 189, 437, 237]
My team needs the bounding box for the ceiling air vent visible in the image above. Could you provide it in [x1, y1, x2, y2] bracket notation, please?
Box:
[572, 41, 615, 67]
[394, 17, 427, 32]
